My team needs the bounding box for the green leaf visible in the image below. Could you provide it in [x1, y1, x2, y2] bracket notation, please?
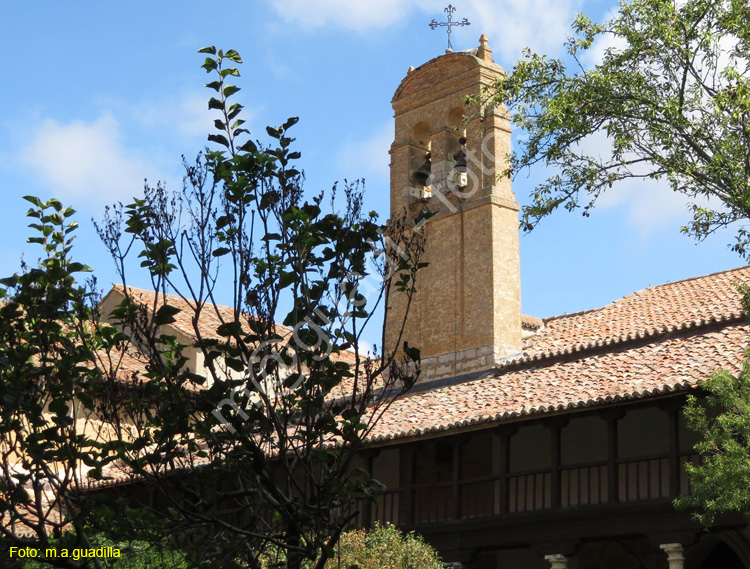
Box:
[216, 215, 234, 230]
[22, 195, 44, 208]
[225, 357, 245, 372]
[403, 341, 420, 362]
[198, 46, 217, 55]
[153, 304, 182, 326]
[223, 85, 240, 98]
[217, 321, 242, 337]
[224, 49, 242, 63]
[226, 103, 243, 121]
[238, 140, 258, 153]
[49, 398, 69, 416]
[283, 116, 300, 130]
[201, 57, 218, 73]
[208, 134, 230, 148]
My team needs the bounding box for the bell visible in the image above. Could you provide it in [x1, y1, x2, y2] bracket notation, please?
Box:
[454, 149, 467, 171]
[454, 138, 467, 171]
[413, 153, 432, 186]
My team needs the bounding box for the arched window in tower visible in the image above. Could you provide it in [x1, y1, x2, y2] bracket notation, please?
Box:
[447, 108, 468, 190]
[410, 121, 432, 192]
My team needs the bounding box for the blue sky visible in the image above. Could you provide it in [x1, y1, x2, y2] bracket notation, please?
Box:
[0, 1, 743, 348]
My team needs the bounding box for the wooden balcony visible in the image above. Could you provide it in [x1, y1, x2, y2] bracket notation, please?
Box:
[362, 450, 699, 528]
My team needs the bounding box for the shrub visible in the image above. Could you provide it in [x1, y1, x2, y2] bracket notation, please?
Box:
[262, 524, 443, 569]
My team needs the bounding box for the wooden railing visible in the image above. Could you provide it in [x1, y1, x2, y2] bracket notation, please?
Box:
[367, 488, 402, 526]
[508, 470, 551, 512]
[363, 452, 700, 527]
[617, 455, 669, 502]
[560, 462, 608, 507]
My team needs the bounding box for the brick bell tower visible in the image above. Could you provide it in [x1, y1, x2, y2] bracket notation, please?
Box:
[384, 35, 522, 382]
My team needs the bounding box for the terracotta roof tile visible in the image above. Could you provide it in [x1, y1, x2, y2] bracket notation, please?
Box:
[371, 323, 749, 442]
[106, 284, 293, 342]
[102, 284, 361, 380]
[368, 266, 750, 443]
[521, 265, 750, 361]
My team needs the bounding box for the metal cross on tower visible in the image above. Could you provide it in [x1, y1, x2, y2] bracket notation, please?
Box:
[429, 4, 470, 51]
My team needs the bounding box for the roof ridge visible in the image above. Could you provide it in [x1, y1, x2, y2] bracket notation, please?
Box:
[635, 264, 750, 292]
[512, 311, 746, 370]
[542, 307, 599, 323]
[106, 285, 297, 337]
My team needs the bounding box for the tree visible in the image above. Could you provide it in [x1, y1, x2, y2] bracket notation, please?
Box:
[677, 347, 750, 525]
[0, 196, 116, 569]
[89, 47, 425, 569]
[325, 524, 443, 569]
[673, 284, 750, 525]
[485, 0, 750, 254]
[1, 48, 425, 568]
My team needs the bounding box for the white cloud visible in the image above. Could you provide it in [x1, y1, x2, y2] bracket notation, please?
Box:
[268, 0, 582, 63]
[19, 114, 164, 205]
[467, 0, 583, 63]
[336, 121, 393, 178]
[597, 177, 695, 235]
[131, 91, 222, 140]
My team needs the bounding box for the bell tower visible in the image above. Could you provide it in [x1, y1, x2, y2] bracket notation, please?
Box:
[384, 35, 522, 382]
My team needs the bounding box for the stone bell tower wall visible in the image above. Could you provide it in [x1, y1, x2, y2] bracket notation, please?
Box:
[384, 36, 522, 382]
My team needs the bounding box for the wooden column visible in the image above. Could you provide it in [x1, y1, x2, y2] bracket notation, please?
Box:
[659, 398, 683, 498]
[602, 409, 624, 504]
[451, 436, 466, 520]
[400, 444, 416, 526]
[546, 419, 567, 509]
[493, 426, 515, 515]
[362, 450, 378, 527]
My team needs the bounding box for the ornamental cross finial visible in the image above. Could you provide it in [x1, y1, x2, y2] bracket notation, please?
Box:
[429, 4, 470, 52]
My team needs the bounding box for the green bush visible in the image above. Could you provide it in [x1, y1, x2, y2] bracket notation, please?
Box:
[332, 524, 443, 569]
[261, 524, 444, 569]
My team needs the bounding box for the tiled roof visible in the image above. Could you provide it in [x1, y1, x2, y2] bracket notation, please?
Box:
[371, 323, 748, 442]
[521, 266, 749, 361]
[368, 266, 750, 443]
[105, 284, 291, 342]
[102, 284, 361, 381]
[93, 268, 750, 446]
[521, 314, 544, 330]
[104, 285, 359, 363]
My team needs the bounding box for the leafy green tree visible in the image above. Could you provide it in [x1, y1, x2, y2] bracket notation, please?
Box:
[677, 357, 750, 525]
[675, 285, 750, 524]
[1, 48, 424, 568]
[486, 0, 750, 253]
[90, 47, 425, 569]
[0, 197, 124, 569]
